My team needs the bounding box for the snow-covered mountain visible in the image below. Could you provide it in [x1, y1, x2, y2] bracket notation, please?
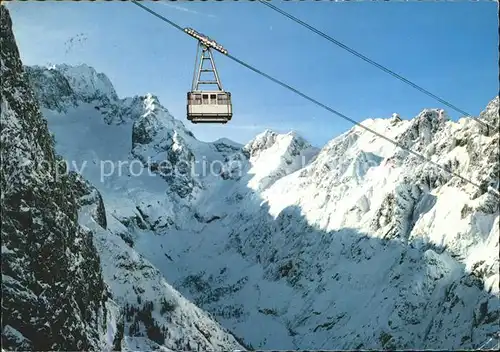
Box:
[3, 2, 499, 349]
[23, 51, 499, 349]
[1, 5, 243, 351]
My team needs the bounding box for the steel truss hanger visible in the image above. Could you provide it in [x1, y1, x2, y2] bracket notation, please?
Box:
[191, 43, 223, 92]
[185, 27, 228, 92]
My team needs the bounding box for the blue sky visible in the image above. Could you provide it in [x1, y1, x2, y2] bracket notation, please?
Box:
[6, 0, 498, 147]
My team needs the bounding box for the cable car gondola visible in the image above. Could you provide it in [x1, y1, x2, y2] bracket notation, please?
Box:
[185, 28, 232, 124]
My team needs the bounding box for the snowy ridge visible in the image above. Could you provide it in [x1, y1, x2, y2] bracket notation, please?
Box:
[54, 63, 118, 101]
[243, 130, 319, 191]
[24, 57, 500, 351]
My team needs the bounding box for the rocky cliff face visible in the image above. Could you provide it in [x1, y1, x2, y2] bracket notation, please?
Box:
[1, 5, 109, 350]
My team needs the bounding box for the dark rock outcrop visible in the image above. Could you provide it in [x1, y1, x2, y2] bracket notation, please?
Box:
[1, 5, 109, 350]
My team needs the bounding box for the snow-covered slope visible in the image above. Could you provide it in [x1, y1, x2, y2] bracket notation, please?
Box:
[1, 5, 243, 351]
[22, 35, 499, 351]
[73, 176, 243, 351]
[243, 129, 319, 191]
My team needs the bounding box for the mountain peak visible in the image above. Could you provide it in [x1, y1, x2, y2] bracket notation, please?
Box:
[479, 95, 499, 129]
[54, 63, 118, 101]
[244, 129, 310, 158]
[142, 92, 163, 113]
[414, 108, 448, 123]
[25, 63, 120, 114]
[395, 108, 448, 149]
[255, 128, 278, 140]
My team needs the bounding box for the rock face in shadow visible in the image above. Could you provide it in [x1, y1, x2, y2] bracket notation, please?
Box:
[1, 5, 109, 350]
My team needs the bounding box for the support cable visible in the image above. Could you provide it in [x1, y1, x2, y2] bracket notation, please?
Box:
[131, 0, 499, 197]
[258, 0, 496, 133]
